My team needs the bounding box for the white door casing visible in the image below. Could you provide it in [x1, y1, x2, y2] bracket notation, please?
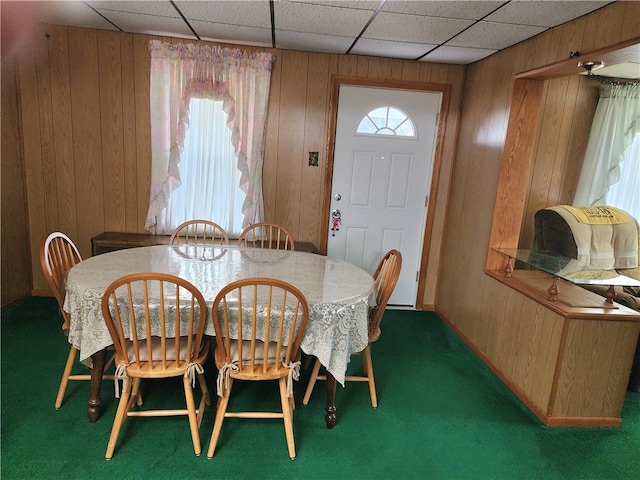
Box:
[327, 85, 441, 306]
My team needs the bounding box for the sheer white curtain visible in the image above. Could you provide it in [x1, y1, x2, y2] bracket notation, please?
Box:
[573, 83, 640, 220]
[145, 40, 274, 234]
[605, 130, 640, 221]
[166, 99, 245, 235]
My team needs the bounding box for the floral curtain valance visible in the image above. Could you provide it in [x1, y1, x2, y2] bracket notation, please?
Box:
[145, 40, 275, 232]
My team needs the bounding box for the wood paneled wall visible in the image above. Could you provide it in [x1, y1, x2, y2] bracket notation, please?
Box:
[437, 1, 639, 418]
[1, 57, 32, 307]
[519, 75, 599, 248]
[10, 23, 464, 298]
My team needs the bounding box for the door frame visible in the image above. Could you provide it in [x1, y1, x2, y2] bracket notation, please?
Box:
[320, 76, 451, 308]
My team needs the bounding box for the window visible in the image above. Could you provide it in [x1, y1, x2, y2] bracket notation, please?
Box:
[356, 106, 415, 137]
[146, 40, 274, 235]
[166, 98, 245, 236]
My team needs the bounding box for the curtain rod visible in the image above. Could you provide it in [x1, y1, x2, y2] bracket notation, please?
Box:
[585, 74, 640, 86]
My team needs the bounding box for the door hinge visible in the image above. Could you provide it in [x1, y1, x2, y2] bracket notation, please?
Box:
[435, 112, 439, 126]
[416, 271, 419, 282]
[425, 194, 429, 207]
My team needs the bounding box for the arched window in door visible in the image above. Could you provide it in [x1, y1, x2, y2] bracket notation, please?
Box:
[356, 106, 416, 137]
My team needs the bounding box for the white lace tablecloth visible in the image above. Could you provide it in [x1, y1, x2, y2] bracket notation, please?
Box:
[63, 245, 374, 385]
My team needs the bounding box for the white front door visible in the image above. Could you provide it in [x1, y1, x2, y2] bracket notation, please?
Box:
[327, 85, 441, 306]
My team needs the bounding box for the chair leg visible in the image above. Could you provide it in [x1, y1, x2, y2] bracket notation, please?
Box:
[302, 358, 322, 405]
[55, 346, 78, 409]
[105, 376, 135, 460]
[129, 376, 143, 409]
[207, 378, 232, 459]
[302, 354, 313, 370]
[279, 377, 296, 460]
[183, 376, 202, 456]
[362, 345, 377, 408]
[196, 373, 211, 427]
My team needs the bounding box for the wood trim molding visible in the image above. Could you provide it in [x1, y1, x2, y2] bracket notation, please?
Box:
[485, 78, 545, 272]
[320, 75, 451, 307]
[514, 36, 640, 81]
[485, 269, 640, 321]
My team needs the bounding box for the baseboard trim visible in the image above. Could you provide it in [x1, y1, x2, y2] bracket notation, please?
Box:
[1, 294, 31, 312]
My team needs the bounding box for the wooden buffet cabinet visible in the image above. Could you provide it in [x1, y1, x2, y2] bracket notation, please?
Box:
[91, 232, 317, 256]
[483, 38, 640, 427]
[486, 250, 640, 427]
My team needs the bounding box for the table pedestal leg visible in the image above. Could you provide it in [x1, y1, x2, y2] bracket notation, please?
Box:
[325, 372, 337, 429]
[88, 348, 106, 423]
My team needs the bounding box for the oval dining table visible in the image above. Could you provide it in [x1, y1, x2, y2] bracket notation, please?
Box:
[63, 244, 375, 428]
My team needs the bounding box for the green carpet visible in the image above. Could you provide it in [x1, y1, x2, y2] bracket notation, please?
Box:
[2, 297, 639, 479]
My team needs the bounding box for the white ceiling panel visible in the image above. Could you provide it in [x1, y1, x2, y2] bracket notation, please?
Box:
[15, 0, 625, 66]
[175, 1, 272, 28]
[485, 1, 612, 28]
[275, 31, 355, 54]
[420, 45, 498, 65]
[364, 12, 473, 44]
[448, 20, 547, 50]
[289, 0, 381, 8]
[87, 1, 179, 16]
[350, 38, 438, 59]
[94, 11, 196, 38]
[381, 0, 506, 19]
[274, 1, 374, 36]
[35, 1, 119, 31]
[192, 22, 273, 47]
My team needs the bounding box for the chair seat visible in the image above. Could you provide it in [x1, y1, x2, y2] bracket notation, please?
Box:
[125, 336, 210, 378]
[214, 339, 296, 380]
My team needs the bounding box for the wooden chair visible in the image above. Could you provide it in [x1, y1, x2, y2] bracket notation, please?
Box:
[169, 220, 229, 245]
[101, 272, 210, 459]
[207, 278, 309, 460]
[40, 231, 115, 409]
[237, 222, 295, 251]
[302, 249, 402, 408]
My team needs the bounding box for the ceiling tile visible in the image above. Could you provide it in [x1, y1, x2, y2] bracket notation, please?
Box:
[36, 1, 119, 31]
[87, 1, 178, 17]
[283, 0, 381, 9]
[193, 22, 272, 47]
[274, 1, 375, 37]
[275, 30, 354, 54]
[448, 20, 547, 50]
[484, 1, 612, 28]
[381, 0, 506, 20]
[175, 1, 271, 28]
[420, 45, 497, 64]
[95, 11, 196, 38]
[350, 38, 436, 59]
[364, 12, 473, 44]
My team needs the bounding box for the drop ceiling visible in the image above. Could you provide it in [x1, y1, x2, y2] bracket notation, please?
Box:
[26, 0, 616, 65]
